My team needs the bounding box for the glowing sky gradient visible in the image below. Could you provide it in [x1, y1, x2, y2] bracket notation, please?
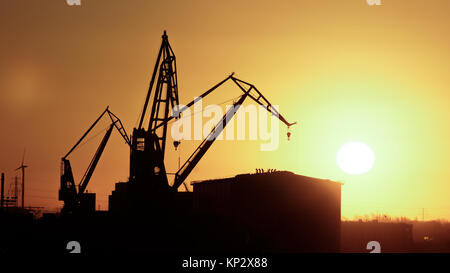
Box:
[1, 0, 450, 220]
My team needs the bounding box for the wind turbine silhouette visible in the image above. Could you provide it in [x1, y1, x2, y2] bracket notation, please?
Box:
[16, 149, 28, 209]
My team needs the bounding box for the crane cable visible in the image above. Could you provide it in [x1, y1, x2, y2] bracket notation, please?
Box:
[71, 124, 111, 153]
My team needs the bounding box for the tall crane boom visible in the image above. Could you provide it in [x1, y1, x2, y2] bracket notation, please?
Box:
[137, 30, 180, 155]
[170, 75, 296, 190]
[78, 124, 114, 196]
[172, 93, 248, 190]
[129, 31, 180, 192]
[154, 74, 296, 132]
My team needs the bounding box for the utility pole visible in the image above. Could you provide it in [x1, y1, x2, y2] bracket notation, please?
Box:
[16, 150, 28, 209]
[19, 166, 26, 208]
[14, 176, 18, 207]
[422, 208, 425, 222]
[1, 173, 4, 211]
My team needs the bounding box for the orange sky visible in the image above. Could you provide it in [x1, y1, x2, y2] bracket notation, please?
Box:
[1, 0, 450, 220]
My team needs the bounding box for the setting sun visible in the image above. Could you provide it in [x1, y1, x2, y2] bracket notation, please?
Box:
[337, 141, 375, 175]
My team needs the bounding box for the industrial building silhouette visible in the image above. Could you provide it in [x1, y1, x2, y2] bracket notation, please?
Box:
[192, 171, 342, 252]
[106, 170, 342, 253]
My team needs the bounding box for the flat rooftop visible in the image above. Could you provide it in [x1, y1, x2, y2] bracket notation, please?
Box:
[191, 170, 342, 186]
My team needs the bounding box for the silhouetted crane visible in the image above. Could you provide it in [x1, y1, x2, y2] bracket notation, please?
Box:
[59, 107, 130, 214]
[130, 31, 297, 198]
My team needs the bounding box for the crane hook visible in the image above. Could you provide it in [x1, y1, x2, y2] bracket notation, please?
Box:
[173, 140, 181, 150]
